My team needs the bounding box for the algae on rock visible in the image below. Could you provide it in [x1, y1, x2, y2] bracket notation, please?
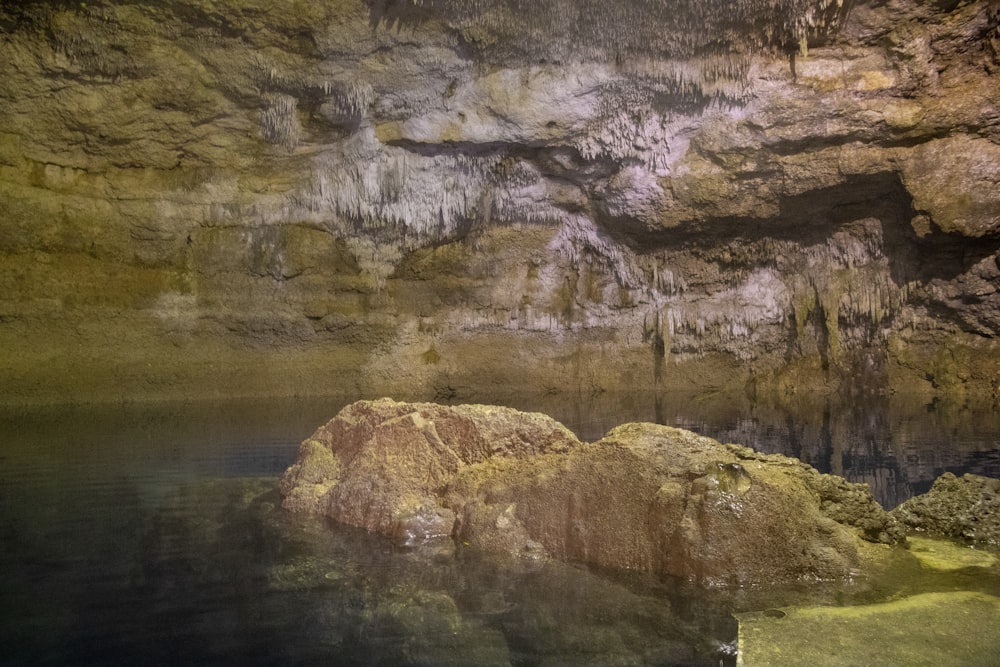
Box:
[736, 591, 1000, 667]
[892, 473, 1000, 547]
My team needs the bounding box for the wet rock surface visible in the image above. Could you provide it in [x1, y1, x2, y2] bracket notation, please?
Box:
[736, 591, 1000, 667]
[892, 472, 1000, 547]
[0, 0, 998, 404]
[281, 399, 904, 585]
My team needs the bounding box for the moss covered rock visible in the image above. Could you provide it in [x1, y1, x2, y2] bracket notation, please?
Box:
[892, 472, 1000, 547]
[736, 591, 1000, 667]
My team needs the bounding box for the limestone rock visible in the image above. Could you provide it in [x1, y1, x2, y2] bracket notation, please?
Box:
[891, 472, 1000, 546]
[281, 400, 903, 586]
[279, 398, 581, 543]
[1, 0, 999, 403]
[736, 591, 1000, 667]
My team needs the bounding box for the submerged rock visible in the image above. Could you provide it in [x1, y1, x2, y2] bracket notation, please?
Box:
[281, 399, 903, 586]
[892, 472, 1000, 547]
[905, 535, 998, 571]
[362, 589, 512, 667]
[736, 591, 1000, 667]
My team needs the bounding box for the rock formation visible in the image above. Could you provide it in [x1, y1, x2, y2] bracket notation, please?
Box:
[1, 0, 998, 403]
[280, 398, 581, 542]
[281, 399, 904, 585]
[892, 471, 1000, 546]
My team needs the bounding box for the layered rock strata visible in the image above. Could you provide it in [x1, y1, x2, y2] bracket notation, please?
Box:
[281, 399, 904, 585]
[1, 0, 998, 403]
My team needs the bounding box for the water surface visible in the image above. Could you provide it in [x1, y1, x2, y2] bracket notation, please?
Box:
[1, 393, 998, 665]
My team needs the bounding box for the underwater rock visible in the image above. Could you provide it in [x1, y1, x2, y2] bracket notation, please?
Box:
[362, 589, 511, 667]
[735, 591, 1000, 667]
[905, 535, 998, 571]
[281, 399, 903, 586]
[891, 472, 1000, 547]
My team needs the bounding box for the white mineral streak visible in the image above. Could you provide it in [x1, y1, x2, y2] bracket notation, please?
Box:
[182, 0, 909, 356]
[396, 65, 603, 145]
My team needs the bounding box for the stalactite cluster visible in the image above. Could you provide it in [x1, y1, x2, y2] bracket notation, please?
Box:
[368, 0, 850, 118]
[634, 217, 911, 366]
[1, 0, 996, 403]
[260, 94, 301, 150]
[382, 0, 849, 64]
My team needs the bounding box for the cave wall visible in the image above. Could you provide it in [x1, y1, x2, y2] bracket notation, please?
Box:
[0, 0, 998, 404]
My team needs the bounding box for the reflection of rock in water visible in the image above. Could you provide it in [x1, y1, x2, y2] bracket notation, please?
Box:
[140, 470, 1000, 666]
[141, 477, 744, 664]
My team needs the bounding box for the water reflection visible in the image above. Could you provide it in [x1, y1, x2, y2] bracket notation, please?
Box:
[497, 391, 1000, 509]
[0, 393, 998, 665]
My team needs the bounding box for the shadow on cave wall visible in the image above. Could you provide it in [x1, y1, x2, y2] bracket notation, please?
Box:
[614, 171, 1000, 329]
[616, 172, 997, 285]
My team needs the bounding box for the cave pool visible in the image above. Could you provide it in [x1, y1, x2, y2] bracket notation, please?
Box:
[2, 392, 998, 666]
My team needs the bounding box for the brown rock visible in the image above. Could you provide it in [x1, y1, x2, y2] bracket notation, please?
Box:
[279, 398, 581, 543]
[281, 400, 903, 585]
[892, 472, 1000, 547]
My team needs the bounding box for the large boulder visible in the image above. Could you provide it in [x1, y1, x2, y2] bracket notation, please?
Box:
[279, 398, 581, 543]
[891, 472, 1000, 547]
[281, 399, 903, 586]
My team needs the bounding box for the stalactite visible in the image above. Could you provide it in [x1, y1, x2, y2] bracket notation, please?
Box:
[260, 94, 301, 151]
[319, 80, 376, 121]
[547, 214, 646, 293]
[379, 0, 849, 82]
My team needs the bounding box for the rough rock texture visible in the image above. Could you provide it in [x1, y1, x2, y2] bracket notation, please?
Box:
[737, 591, 1000, 667]
[892, 472, 1000, 546]
[1, 0, 998, 403]
[280, 398, 580, 543]
[281, 399, 903, 585]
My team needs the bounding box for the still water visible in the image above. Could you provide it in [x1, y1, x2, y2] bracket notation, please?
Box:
[1, 392, 999, 666]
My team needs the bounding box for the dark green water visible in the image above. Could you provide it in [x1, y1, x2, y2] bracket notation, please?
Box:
[1, 393, 998, 666]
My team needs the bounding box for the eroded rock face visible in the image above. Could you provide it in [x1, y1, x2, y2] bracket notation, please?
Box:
[1, 0, 998, 403]
[279, 398, 581, 542]
[892, 472, 1000, 547]
[281, 400, 903, 585]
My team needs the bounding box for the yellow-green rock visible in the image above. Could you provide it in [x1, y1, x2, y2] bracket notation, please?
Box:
[737, 591, 1000, 666]
[907, 536, 998, 572]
